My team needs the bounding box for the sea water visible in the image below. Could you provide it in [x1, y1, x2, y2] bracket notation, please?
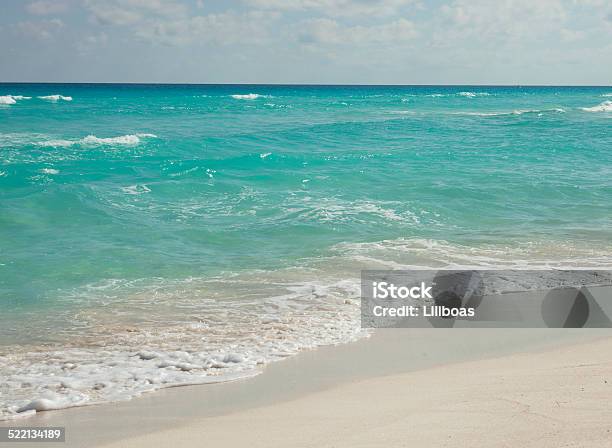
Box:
[1, 84, 611, 418]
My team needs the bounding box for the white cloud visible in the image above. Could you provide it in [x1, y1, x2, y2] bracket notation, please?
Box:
[94, 9, 280, 46]
[439, 0, 568, 41]
[84, 0, 278, 46]
[299, 17, 417, 45]
[76, 32, 109, 53]
[86, 0, 188, 26]
[245, 0, 417, 17]
[14, 19, 64, 40]
[26, 1, 69, 15]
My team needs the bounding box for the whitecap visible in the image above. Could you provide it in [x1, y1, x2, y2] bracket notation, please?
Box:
[231, 93, 264, 100]
[457, 91, 490, 98]
[37, 139, 75, 148]
[38, 95, 73, 102]
[1, 95, 33, 105]
[581, 100, 612, 112]
[512, 108, 565, 115]
[40, 168, 59, 175]
[37, 133, 157, 147]
[453, 108, 565, 117]
[82, 135, 139, 145]
[260, 152, 272, 159]
[0, 96, 16, 105]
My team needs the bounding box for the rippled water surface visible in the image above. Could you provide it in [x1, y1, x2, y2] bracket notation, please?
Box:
[1, 84, 611, 418]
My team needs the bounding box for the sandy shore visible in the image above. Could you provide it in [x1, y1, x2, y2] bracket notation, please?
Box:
[4, 327, 611, 447]
[101, 332, 612, 448]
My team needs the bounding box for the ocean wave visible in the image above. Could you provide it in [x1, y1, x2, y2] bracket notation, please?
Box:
[581, 100, 612, 112]
[281, 198, 422, 226]
[403, 92, 491, 100]
[0, 95, 31, 105]
[457, 91, 491, 98]
[231, 93, 267, 100]
[513, 108, 565, 115]
[3, 236, 612, 420]
[0, 96, 16, 105]
[121, 184, 151, 195]
[37, 133, 157, 147]
[0, 273, 365, 420]
[38, 95, 73, 102]
[39, 168, 60, 175]
[453, 108, 565, 117]
[333, 238, 612, 271]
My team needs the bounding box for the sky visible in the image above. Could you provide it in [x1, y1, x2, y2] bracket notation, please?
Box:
[0, 0, 611, 84]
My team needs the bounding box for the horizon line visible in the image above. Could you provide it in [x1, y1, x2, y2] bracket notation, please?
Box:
[1, 82, 611, 87]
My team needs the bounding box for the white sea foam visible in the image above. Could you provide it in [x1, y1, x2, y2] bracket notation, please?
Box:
[82, 135, 139, 145]
[121, 184, 151, 195]
[231, 93, 265, 100]
[286, 198, 421, 225]
[260, 152, 272, 159]
[38, 95, 73, 102]
[581, 100, 612, 112]
[0, 273, 366, 420]
[37, 133, 157, 147]
[37, 139, 75, 147]
[3, 235, 612, 420]
[40, 168, 60, 175]
[0, 95, 33, 105]
[0, 96, 16, 105]
[334, 238, 612, 270]
[457, 91, 490, 98]
[601, 93, 612, 97]
[454, 108, 565, 117]
[404, 92, 490, 99]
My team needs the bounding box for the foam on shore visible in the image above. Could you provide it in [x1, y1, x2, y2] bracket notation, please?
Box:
[3, 237, 612, 421]
[0, 275, 365, 420]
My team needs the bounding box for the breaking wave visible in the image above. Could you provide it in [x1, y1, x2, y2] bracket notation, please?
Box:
[0, 95, 31, 105]
[581, 101, 612, 112]
[38, 134, 157, 147]
[457, 91, 491, 98]
[231, 93, 267, 100]
[3, 236, 612, 420]
[38, 95, 73, 102]
[453, 108, 566, 117]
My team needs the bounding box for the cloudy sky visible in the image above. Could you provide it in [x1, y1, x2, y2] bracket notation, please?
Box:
[1, 0, 611, 84]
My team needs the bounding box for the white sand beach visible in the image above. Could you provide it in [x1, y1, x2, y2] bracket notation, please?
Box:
[5, 327, 611, 448]
[101, 332, 612, 448]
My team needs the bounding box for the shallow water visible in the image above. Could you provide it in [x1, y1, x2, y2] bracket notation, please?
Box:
[1, 84, 611, 418]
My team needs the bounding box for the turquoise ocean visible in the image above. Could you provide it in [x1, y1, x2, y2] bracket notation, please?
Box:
[1, 84, 611, 418]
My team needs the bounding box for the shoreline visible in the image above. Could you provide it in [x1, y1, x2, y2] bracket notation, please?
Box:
[3, 327, 611, 447]
[102, 331, 612, 448]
